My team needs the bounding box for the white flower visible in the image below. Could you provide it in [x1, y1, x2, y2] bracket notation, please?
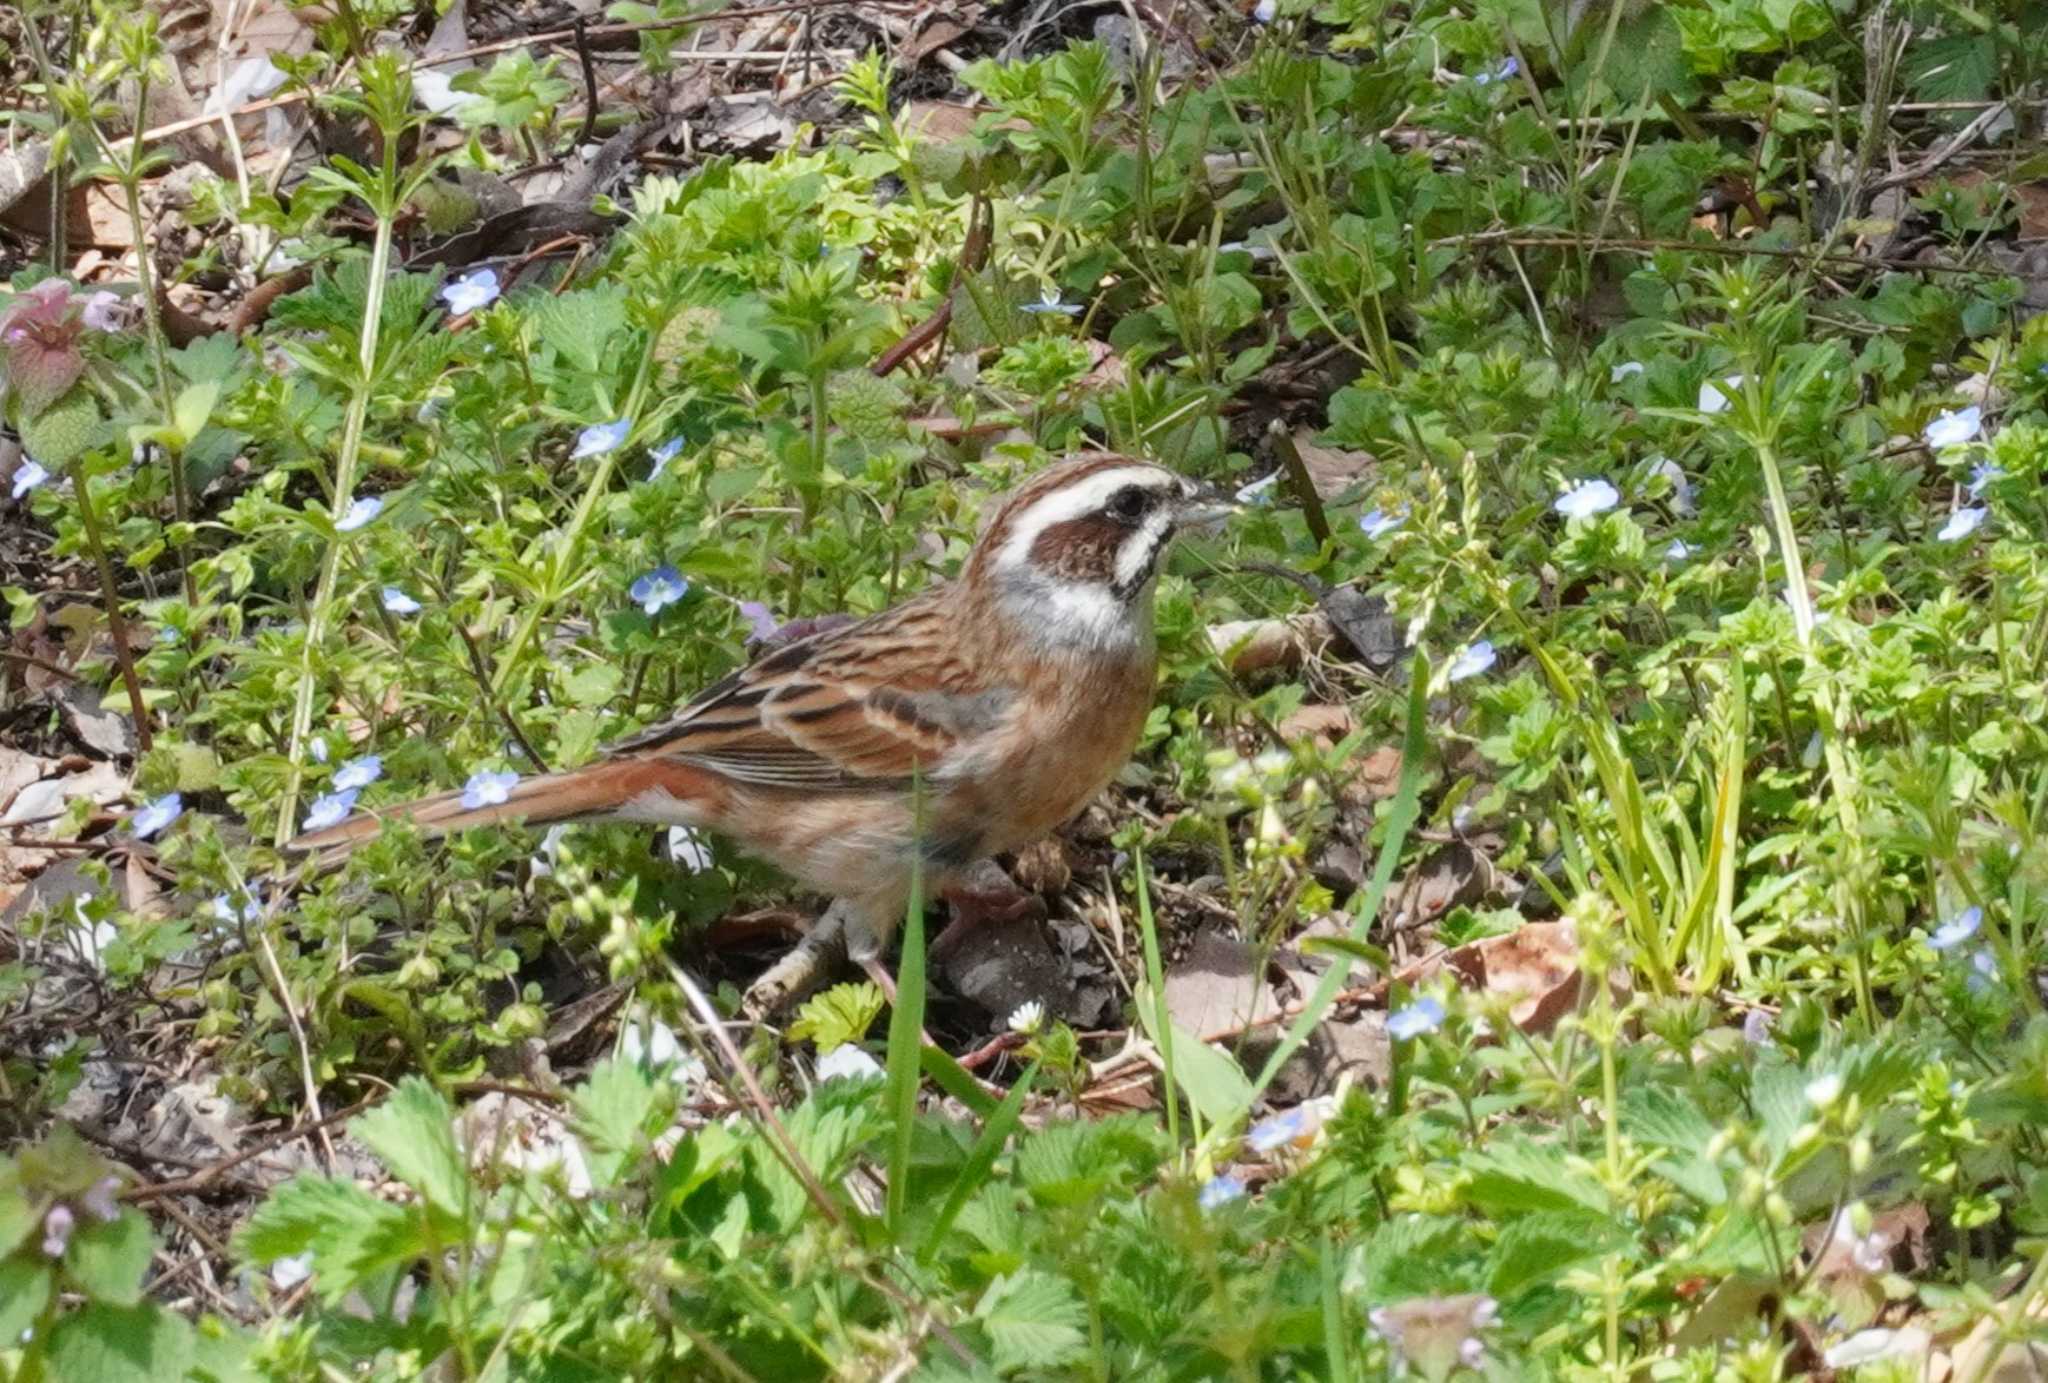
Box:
[1020, 286, 1082, 316]
[530, 823, 571, 878]
[1664, 539, 1693, 562]
[301, 788, 359, 833]
[573, 419, 631, 459]
[413, 69, 483, 117]
[1359, 506, 1406, 539]
[1698, 374, 1744, 414]
[309, 739, 329, 764]
[1649, 455, 1694, 515]
[1554, 478, 1620, 519]
[269, 1252, 314, 1290]
[648, 437, 684, 479]
[211, 890, 262, 927]
[1804, 1072, 1843, 1109]
[11, 458, 50, 500]
[1007, 1000, 1046, 1036]
[1446, 640, 1497, 683]
[1929, 905, 1982, 952]
[439, 268, 500, 315]
[332, 755, 383, 792]
[1742, 1010, 1772, 1045]
[1609, 360, 1644, 383]
[71, 898, 118, 970]
[1198, 1174, 1246, 1210]
[1937, 506, 1987, 542]
[1922, 405, 1982, 450]
[1251, 0, 1277, 22]
[382, 587, 422, 615]
[666, 826, 713, 871]
[130, 793, 183, 839]
[334, 494, 382, 531]
[1387, 996, 1445, 1039]
[461, 770, 520, 810]
[1235, 473, 1280, 505]
[817, 1044, 884, 1081]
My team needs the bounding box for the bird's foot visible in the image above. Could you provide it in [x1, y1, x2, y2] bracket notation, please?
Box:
[933, 859, 1048, 961]
[741, 898, 853, 1018]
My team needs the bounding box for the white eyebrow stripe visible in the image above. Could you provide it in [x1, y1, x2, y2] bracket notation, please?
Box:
[994, 466, 1171, 571]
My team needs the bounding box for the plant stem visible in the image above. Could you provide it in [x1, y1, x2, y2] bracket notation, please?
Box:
[70, 467, 154, 751]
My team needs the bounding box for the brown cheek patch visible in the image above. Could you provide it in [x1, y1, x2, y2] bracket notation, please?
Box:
[1028, 516, 1124, 586]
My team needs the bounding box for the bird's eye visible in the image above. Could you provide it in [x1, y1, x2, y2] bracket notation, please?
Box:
[1106, 486, 1151, 524]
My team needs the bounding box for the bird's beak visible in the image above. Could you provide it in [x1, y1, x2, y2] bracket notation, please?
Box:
[1171, 484, 1240, 531]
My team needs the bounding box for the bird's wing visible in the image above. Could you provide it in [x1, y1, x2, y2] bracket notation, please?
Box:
[602, 591, 1014, 791]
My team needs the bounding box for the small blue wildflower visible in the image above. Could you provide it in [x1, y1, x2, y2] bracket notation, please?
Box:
[130, 793, 183, 839]
[1742, 1009, 1773, 1045]
[1235, 473, 1280, 506]
[211, 890, 262, 925]
[1251, 0, 1276, 22]
[648, 437, 684, 479]
[1020, 286, 1083, 316]
[439, 268, 501, 316]
[382, 587, 422, 615]
[1472, 55, 1519, 85]
[1929, 906, 1981, 952]
[1198, 1174, 1246, 1210]
[1555, 478, 1620, 519]
[1359, 506, 1406, 539]
[1447, 640, 1497, 683]
[309, 738, 329, 764]
[1246, 1105, 1312, 1154]
[573, 419, 631, 460]
[1387, 995, 1445, 1040]
[461, 769, 520, 810]
[332, 755, 383, 793]
[1922, 405, 1982, 450]
[630, 565, 689, 617]
[334, 495, 382, 532]
[1665, 539, 1694, 562]
[1968, 948, 1997, 993]
[1967, 462, 2004, 497]
[1937, 506, 1987, 542]
[301, 788, 358, 833]
[11, 458, 49, 500]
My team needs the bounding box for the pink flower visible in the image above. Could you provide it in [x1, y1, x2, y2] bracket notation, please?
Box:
[0, 280, 88, 417]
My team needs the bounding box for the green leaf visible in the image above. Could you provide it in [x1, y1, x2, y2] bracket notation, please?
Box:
[237, 1174, 421, 1300]
[788, 981, 884, 1053]
[171, 379, 222, 447]
[535, 284, 630, 375]
[1132, 995, 1253, 1128]
[64, 1210, 154, 1305]
[0, 1258, 53, 1342]
[1462, 1136, 1609, 1216]
[1485, 1211, 1622, 1298]
[19, 386, 106, 467]
[351, 1078, 467, 1217]
[572, 1057, 661, 1188]
[43, 1303, 195, 1383]
[884, 861, 929, 1233]
[974, 1269, 1088, 1374]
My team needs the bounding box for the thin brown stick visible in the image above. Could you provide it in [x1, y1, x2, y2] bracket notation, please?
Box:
[572, 16, 600, 147]
[124, 1096, 378, 1203]
[0, 647, 83, 684]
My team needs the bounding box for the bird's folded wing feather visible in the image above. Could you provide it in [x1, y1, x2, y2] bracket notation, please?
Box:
[602, 596, 1013, 790]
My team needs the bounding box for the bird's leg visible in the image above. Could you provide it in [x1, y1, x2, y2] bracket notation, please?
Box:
[932, 858, 1046, 962]
[741, 897, 854, 1017]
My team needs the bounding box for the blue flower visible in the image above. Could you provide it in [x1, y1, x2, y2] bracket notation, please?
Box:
[1664, 539, 1694, 562]
[1387, 995, 1445, 1040]
[1251, 0, 1276, 22]
[1447, 640, 1497, 683]
[1968, 948, 1997, 993]
[301, 788, 359, 833]
[309, 739, 329, 764]
[334, 494, 382, 531]
[382, 587, 422, 615]
[461, 769, 520, 810]
[11, 458, 49, 500]
[1020, 286, 1083, 316]
[439, 268, 501, 315]
[130, 793, 183, 839]
[1929, 905, 1981, 952]
[1472, 55, 1519, 85]
[1923, 405, 1982, 450]
[630, 565, 689, 616]
[1937, 506, 1987, 542]
[1246, 1105, 1313, 1153]
[573, 419, 631, 459]
[1198, 1174, 1246, 1210]
[1967, 463, 2004, 497]
[211, 890, 263, 925]
[648, 437, 684, 479]
[738, 600, 781, 643]
[332, 754, 383, 792]
[1742, 1009, 1773, 1045]
[1554, 478, 1620, 519]
[1359, 506, 1406, 539]
[1235, 473, 1280, 506]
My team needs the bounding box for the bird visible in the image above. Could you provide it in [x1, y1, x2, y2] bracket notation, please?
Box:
[291, 452, 1233, 1006]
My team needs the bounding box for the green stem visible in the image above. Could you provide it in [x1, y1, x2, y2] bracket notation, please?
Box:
[71, 467, 154, 751]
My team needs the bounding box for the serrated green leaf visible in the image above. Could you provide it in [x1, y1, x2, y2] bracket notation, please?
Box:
[237, 1174, 420, 1300]
[20, 386, 105, 467]
[1485, 1211, 1622, 1298]
[788, 981, 884, 1053]
[571, 1057, 660, 1188]
[64, 1209, 154, 1305]
[351, 1078, 467, 1216]
[535, 285, 630, 375]
[1462, 1136, 1609, 1216]
[974, 1269, 1088, 1374]
[43, 1303, 195, 1383]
